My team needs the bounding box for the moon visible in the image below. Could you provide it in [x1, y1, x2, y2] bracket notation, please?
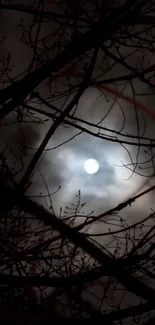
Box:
[84, 159, 99, 175]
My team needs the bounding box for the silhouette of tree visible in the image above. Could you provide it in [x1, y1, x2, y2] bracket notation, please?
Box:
[0, 0, 155, 324]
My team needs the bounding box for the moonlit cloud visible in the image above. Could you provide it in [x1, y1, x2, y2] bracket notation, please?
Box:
[0, 7, 154, 222]
[28, 87, 155, 218]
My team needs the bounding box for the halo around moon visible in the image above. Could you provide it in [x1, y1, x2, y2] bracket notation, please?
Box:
[84, 159, 99, 174]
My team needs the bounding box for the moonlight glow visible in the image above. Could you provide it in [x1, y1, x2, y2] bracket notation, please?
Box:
[84, 159, 99, 174]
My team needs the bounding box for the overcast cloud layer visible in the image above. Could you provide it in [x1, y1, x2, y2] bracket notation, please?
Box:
[0, 2, 155, 228]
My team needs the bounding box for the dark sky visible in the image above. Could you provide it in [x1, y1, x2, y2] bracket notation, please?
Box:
[1, 2, 155, 321]
[0, 1, 155, 228]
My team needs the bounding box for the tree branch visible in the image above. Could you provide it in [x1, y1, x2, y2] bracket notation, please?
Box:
[1, 181, 155, 302]
[19, 47, 98, 189]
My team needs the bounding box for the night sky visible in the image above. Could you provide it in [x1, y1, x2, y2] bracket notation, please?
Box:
[1, 2, 155, 221]
[1, 2, 155, 322]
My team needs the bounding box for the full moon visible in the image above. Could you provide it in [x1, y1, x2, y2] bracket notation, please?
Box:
[84, 159, 99, 174]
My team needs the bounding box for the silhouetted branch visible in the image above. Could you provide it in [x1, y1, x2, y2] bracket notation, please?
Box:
[1, 180, 155, 302]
